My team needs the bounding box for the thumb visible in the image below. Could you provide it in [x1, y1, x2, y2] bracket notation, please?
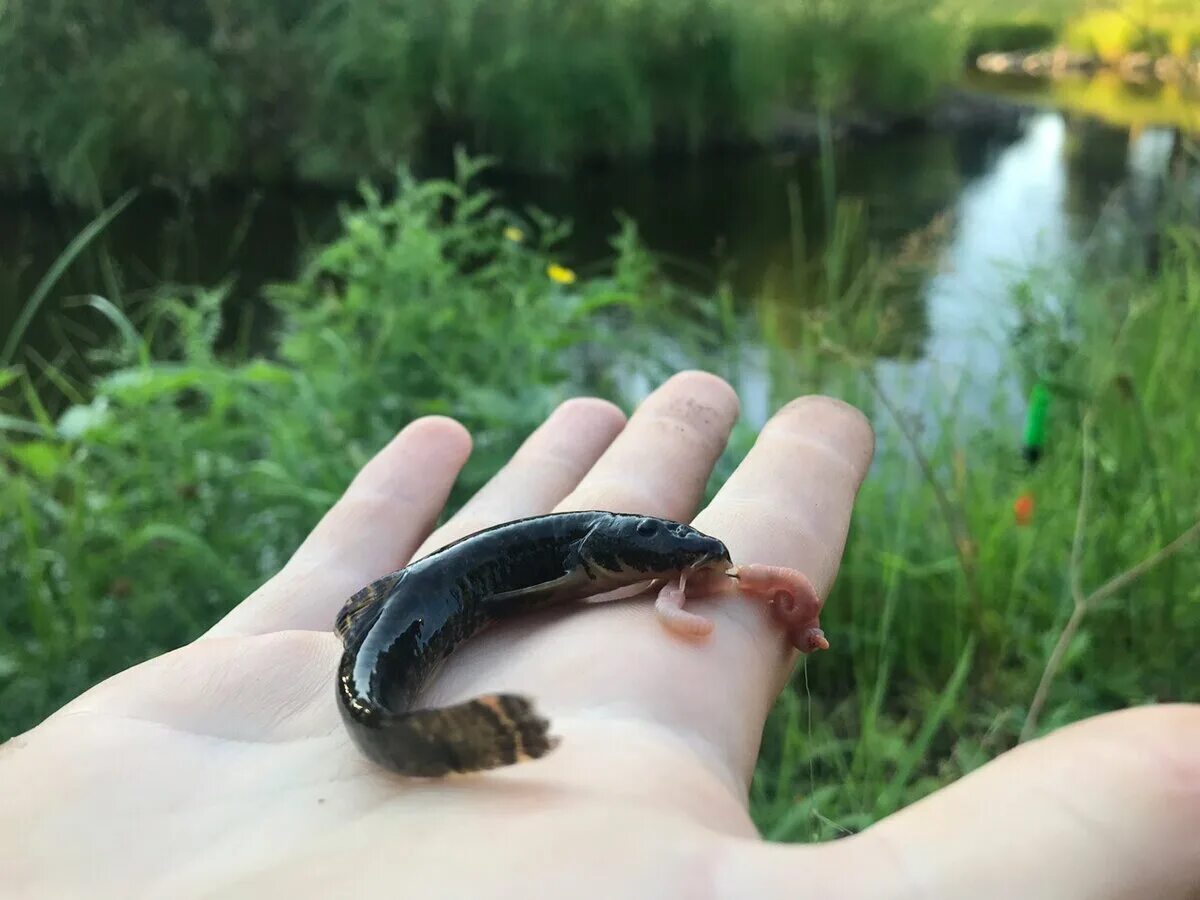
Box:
[719, 704, 1200, 899]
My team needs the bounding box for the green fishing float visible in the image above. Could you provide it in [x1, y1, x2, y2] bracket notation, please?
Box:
[1022, 382, 1049, 465]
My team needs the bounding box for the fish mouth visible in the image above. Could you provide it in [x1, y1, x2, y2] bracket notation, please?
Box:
[690, 549, 733, 572]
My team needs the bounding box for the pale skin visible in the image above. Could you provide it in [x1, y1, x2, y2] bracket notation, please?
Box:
[3, 371, 1198, 899]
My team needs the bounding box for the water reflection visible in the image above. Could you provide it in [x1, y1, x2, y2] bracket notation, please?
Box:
[874, 113, 1073, 427]
[494, 106, 1195, 432]
[0, 189, 347, 375]
[2, 86, 1196, 428]
[966, 70, 1200, 134]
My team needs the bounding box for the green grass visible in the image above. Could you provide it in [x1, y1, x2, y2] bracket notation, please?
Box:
[2, 160, 1198, 835]
[1064, 2, 1200, 61]
[959, 0, 1200, 69]
[964, 20, 1061, 58]
[0, 0, 966, 205]
[749, 197, 1200, 834]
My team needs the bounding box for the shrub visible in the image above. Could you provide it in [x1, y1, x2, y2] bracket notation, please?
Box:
[1064, 9, 1180, 61]
[966, 20, 1060, 59]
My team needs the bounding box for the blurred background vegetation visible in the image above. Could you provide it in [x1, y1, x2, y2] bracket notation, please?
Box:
[0, 0, 967, 204]
[1, 0, 1198, 840]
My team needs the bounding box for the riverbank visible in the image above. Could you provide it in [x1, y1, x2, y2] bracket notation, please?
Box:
[966, 1, 1200, 87]
[767, 87, 1032, 149]
[0, 0, 966, 206]
[976, 47, 1200, 84]
[0, 82, 1066, 412]
[8, 76, 1189, 422]
[0, 83, 1037, 215]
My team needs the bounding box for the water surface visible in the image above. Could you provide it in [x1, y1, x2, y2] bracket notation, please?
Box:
[2, 84, 1195, 430]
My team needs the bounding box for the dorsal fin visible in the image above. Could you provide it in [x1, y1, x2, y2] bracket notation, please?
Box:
[334, 570, 403, 644]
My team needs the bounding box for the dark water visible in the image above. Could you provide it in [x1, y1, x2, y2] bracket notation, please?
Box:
[2, 83, 1195, 427]
[0, 188, 347, 372]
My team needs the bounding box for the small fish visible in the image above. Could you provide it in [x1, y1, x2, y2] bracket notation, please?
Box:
[335, 510, 825, 778]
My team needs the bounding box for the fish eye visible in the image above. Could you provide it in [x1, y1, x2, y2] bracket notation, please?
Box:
[636, 519, 658, 536]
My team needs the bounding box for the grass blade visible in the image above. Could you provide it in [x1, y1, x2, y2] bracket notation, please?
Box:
[2, 188, 138, 367]
[78, 294, 148, 363]
[874, 637, 975, 817]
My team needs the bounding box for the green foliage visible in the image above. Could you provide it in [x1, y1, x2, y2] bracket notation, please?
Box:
[955, 0, 1200, 64]
[770, 0, 966, 113]
[101, 31, 237, 184]
[966, 20, 1060, 58]
[0, 0, 967, 202]
[1062, 3, 1200, 60]
[1065, 10, 1154, 59]
[293, 1, 424, 182]
[1, 2, 239, 204]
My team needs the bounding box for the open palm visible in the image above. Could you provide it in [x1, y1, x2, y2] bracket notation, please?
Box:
[5, 372, 1198, 899]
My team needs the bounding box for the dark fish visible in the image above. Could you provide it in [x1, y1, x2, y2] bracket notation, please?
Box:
[335, 510, 731, 777]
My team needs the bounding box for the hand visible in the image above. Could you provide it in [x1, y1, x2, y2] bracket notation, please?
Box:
[3, 372, 1197, 898]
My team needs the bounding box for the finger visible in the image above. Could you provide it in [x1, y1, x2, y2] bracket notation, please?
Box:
[555, 369, 740, 519]
[698, 395, 875, 596]
[723, 704, 1200, 900]
[412, 397, 627, 558]
[686, 396, 875, 780]
[206, 416, 472, 638]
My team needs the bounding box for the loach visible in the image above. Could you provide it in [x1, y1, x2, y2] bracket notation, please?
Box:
[334, 510, 825, 778]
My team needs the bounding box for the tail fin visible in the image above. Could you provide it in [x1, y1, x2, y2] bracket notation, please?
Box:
[342, 692, 560, 777]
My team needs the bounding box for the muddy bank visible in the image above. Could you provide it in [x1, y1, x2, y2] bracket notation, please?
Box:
[976, 48, 1200, 85]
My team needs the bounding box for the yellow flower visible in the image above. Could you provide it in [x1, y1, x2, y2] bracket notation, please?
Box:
[503, 226, 525, 243]
[547, 263, 576, 285]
